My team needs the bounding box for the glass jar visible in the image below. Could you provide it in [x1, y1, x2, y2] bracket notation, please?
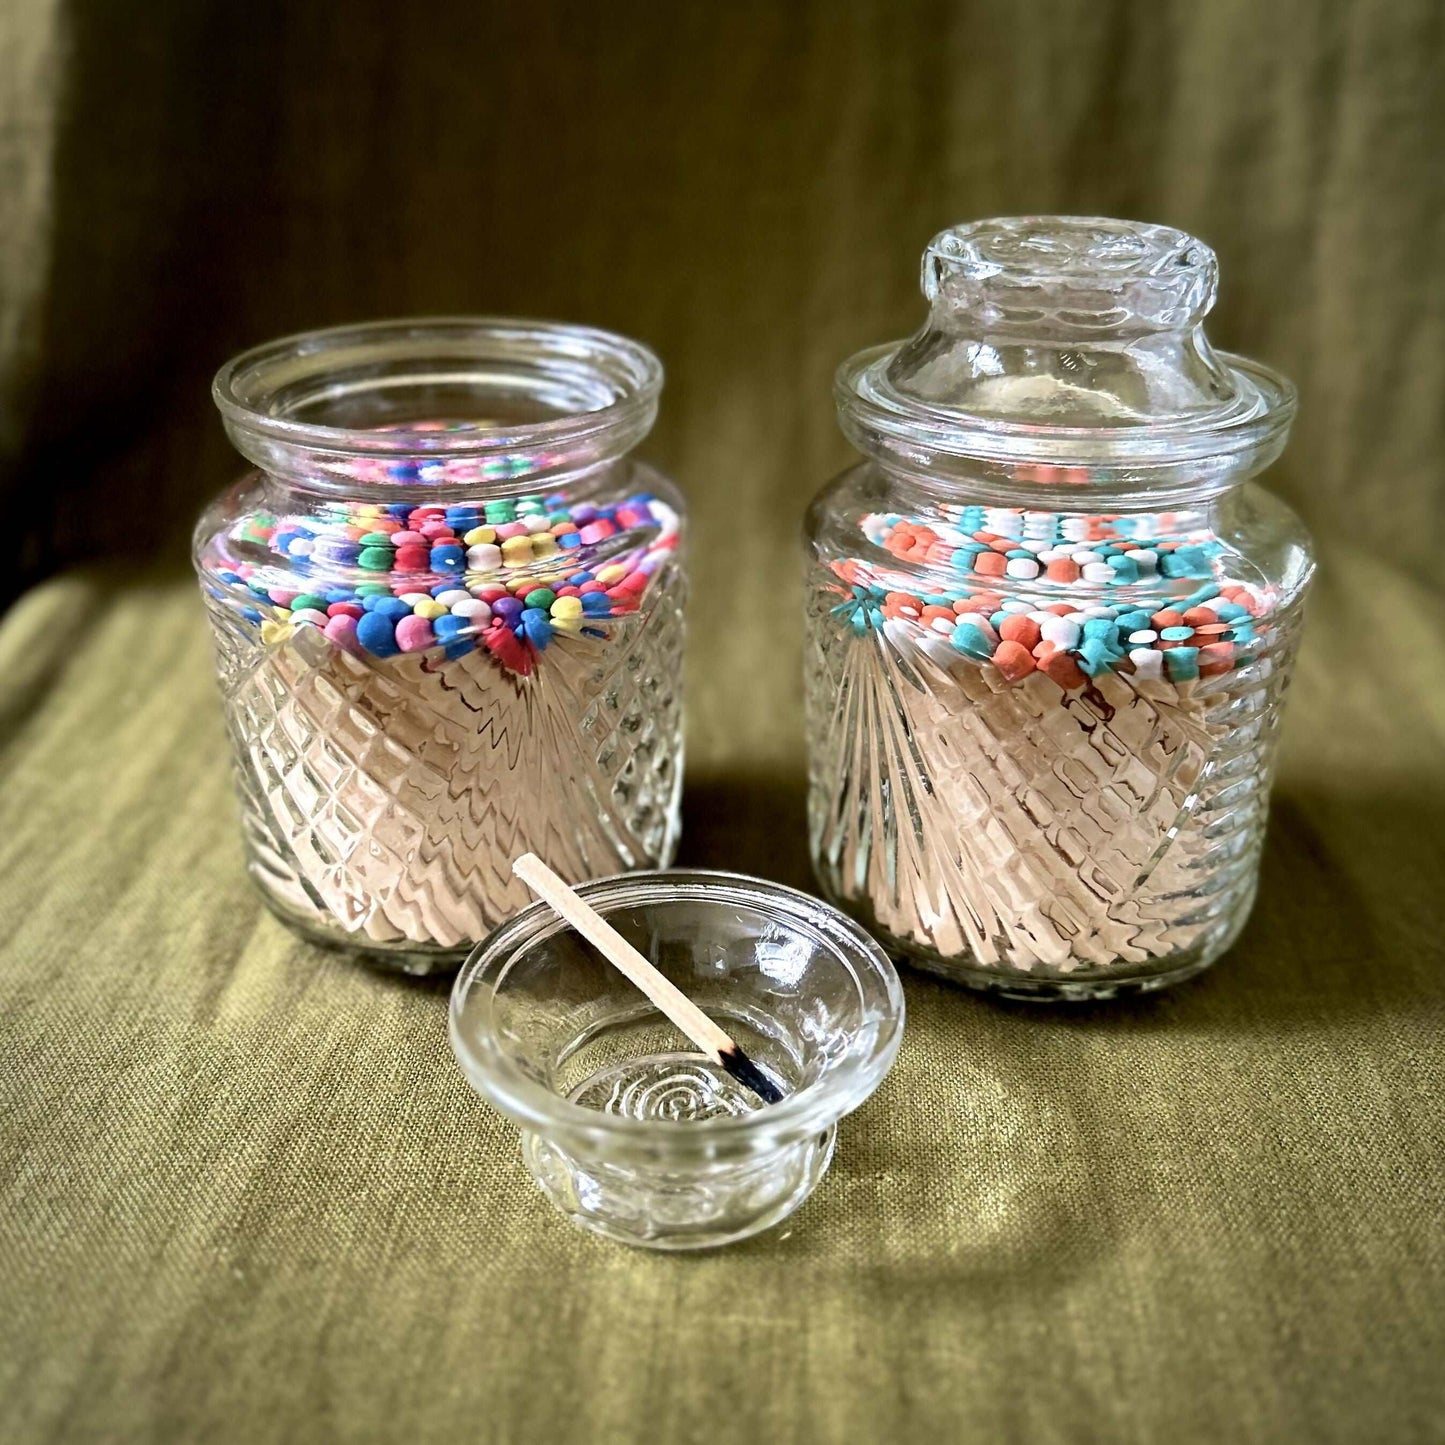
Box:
[803, 218, 1313, 1000]
[196, 319, 686, 974]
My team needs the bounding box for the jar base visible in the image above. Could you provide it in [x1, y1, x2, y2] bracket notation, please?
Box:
[254, 876, 469, 977]
[521, 1126, 836, 1251]
[902, 950, 1218, 1002]
[817, 878, 1254, 1003]
[520, 1050, 837, 1250]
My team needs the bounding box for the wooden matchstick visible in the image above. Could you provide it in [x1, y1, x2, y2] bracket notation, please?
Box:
[511, 854, 785, 1106]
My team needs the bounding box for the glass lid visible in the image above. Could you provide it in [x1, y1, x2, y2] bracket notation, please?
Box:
[837, 217, 1295, 495]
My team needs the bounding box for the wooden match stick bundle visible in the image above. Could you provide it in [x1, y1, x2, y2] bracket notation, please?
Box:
[247, 627, 677, 949]
[811, 624, 1231, 974]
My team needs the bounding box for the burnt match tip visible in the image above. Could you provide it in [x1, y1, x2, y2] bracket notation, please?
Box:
[719, 1046, 786, 1107]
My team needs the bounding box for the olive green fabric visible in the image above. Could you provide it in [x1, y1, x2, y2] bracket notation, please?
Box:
[2, 3, 1444, 1442]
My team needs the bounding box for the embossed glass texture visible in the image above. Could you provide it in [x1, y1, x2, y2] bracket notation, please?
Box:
[805, 218, 1315, 999]
[195, 320, 686, 973]
[449, 871, 905, 1250]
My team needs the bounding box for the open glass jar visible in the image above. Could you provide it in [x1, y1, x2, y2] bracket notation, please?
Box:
[804, 218, 1313, 1000]
[196, 319, 686, 973]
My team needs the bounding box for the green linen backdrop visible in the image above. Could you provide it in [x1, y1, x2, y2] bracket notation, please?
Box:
[1, 3, 1442, 1441]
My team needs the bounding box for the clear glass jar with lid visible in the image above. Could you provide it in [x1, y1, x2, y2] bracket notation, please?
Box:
[803, 218, 1313, 1000]
[196, 318, 686, 974]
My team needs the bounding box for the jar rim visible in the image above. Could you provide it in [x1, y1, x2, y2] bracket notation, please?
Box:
[448, 869, 906, 1156]
[212, 316, 663, 470]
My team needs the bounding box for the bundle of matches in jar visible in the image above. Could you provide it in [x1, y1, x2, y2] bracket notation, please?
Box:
[201, 487, 682, 956]
[809, 505, 1300, 988]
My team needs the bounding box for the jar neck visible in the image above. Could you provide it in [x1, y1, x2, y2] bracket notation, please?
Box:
[214, 318, 663, 505]
[863, 455, 1227, 528]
